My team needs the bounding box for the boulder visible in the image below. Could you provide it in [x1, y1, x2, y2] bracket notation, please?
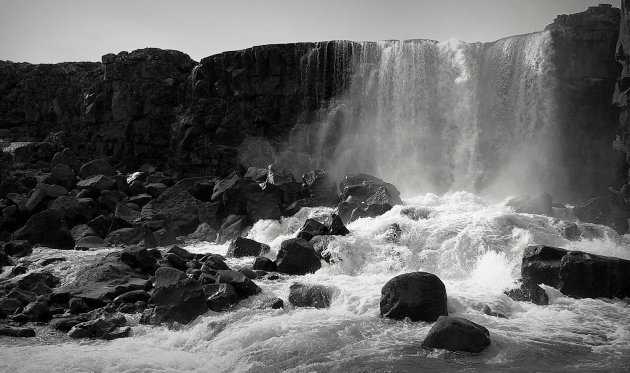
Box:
[87, 215, 112, 238]
[0, 250, 13, 266]
[79, 159, 116, 178]
[166, 245, 194, 260]
[48, 196, 83, 223]
[216, 215, 250, 243]
[165, 253, 188, 270]
[421, 316, 491, 353]
[302, 170, 338, 206]
[145, 183, 167, 198]
[68, 314, 129, 340]
[506, 193, 553, 216]
[310, 235, 335, 263]
[106, 226, 157, 248]
[13, 209, 74, 250]
[98, 190, 127, 212]
[3, 240, 32, 257]
[325, 214, 349, 236]
[227, 237, 270, 258]
[252, 257, 277, 272]
[288, 283, 333, 308]
[215, 270, 262, 298]
[574, 193, 630, 235]
[154, 267, 187, 288]
[71, 224, 98, 241]
[519, 245, 630, 302]
[25, 183, 68, 213]
[128, 180, 146, 195]
[113, 290, 150, 304]
[283, 198, 320, 216]
[276, 238, 321, 275]
[21, 300, 51, 322]
[69, 297, 90, 314]
[337, 174, 403, 223]
[52, 148, 81, 172]
[0, 327, 36, 337]
[46, 164, 77, 190]
[141, 278, 208, 325]
[380, 272, 448, 322]
[203, 283, 239, 312]
[201, 255, 230, 271]
[296, 219, 328, 241]
[259, 297, 284, 309]
[120, 245, 158, 274]
[110, 202, 140, 230]
[76, 175, 117, 194]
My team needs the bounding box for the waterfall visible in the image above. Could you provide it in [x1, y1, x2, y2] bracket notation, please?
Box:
[295, 32, 557, 198]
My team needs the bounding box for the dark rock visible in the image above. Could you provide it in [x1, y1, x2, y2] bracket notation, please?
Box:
[154, 267, 187, 288]
[68, 314, 128, 339]
[421, 316, 491, 353]
[0, 250, 13, 266]
[259, 297, 284, 309]
[574, 193, 630, 234]
[189, 222, 217, 241]
[337, 174, 403, 223]
[216, 215, 250, 243]
[227, 237, 270, 258]
[25, 183, 68, 213]
[0, 327, 35, 337]
[15, 271, 60, 290]
[111, 202, 140, 230]
[507, 193, 553, 216]
[128, 180, 146, 195]
[296, 219, 328, 241]
[87, 215, 112, 238]
[276, 238, 321, 275]
[167, 245, 194, 260]
[145, 183, 167, 198]
[283, 198, 320, 216]
[14, 210, 74, 249]
[51, 314, 89, 331]
[239, 268, 259, 279]
[521, 245, 630, 301]
[52, 148, 81, 172]
[201, 255, 230, 271]
[244, 167, 268, 182]
[302, 170, 338, 206]
[98, 190, 128, 212]
[113, 290, 150, 304]
[40, 257, 66, 266]
[46, 164, 77, 190]
[106, 226, 157, 248]
[192, 179, 216, 202]
[48, 195, 83, 223]
[4, 240, 32, 257]
[165, 253, 188, 270]
[215, 270, 262, 298]
[203, 283, 239, 312]
[69, 297, 90, 314]
[380, 272, 448, 322]
[76, 175, 117, 194]
[325, 214, 349, 236]
[21, 300, 51, 321]
[252, 256, 277, 272]
[0, 297, 23, 314]
[128, 193, 152, 208]
[141, 278, 208, 325]
[385, 223, 403, 243]
[75, 236, 109, 250]
[288, 283, 333, 308]
[79, 159, 116, 178]
[120, 245, 158, 274]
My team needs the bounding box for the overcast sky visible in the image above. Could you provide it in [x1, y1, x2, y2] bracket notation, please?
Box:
[0, 0, 621, 63]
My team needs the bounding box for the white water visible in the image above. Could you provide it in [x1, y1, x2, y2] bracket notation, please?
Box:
[2, 193, 629, 372]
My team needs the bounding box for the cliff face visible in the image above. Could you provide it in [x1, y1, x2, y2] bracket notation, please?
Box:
[615, 0, 630, 200]
[0, 5, 626, 204]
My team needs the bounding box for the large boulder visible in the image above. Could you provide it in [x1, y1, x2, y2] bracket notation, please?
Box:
[13, 209, 74, 249]
[276, 238, 321, 275]
[288, 283, 333, 308]
[68, 314, 129, 340]
[421, 316, 491, 353]
[25, 183, 68, 213]
[110, 202, 140, 230]
[574, 193, 630, 235]
[0, 327, 36, 338]
[380, 272, 448, 322]
[215, 270, 262, 298]
[302, 170, 339, 206]
[106, 226, 157, 248]
[203, 283, 239, 312]
[506, 193, 553, 216]
[337, 174, 403, 223]
[46, 164, 77, 190]
[79, 159, 117, 178]
[3, 240, 32, 257]
[76, 175, 117, 194]
[141, 278, 208, 325]
[519, 245, 630, 302]
[296, 219, 328, 241]
[227, 237, 270, 258]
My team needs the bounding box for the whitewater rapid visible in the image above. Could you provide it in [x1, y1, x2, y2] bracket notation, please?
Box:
[1, 192, 630, 372]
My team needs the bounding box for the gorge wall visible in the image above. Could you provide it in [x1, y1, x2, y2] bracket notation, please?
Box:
[0, 4, 626, 206]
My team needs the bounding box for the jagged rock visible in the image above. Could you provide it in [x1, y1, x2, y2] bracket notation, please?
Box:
[154, 267, 187, 288]
[310, 235, 335, 263]
[215, 270, 262, 298]
[3, 240, 32, 257]
[325, 214, 349, 236]
[0, 327, 35, 337]
[106, 226, 157, 248]
[296, 219, 328, 241]
[128, 194, 152, 208]
[166, 245, 194, 260]
[52, 149, 80, 172]
[507, 193, 553, 216]
[244, 167, 268, 182]
[69, 297, 90, 314]
[165, 253, 188, 270]
[68, 314, 128, 339]
[574, 193, 630, 234]
[71, 224, 98, 241]
[519, 245, 630, 302]
[276, 238, 321, 275]
[227, 237, 270, 258]
[216, 215, 250, 244]
[201, 255, 230, 271]
[120, 245, 158, 274]
[302, 170, 338, 206]
[40, 257, 66, 266]
[21, 300, 51, 322]
[141, 278, 208, 325]
[192, 179, 216, 202]
[76, 175, 117, 193]
[113, 290, 150, 304]
[98, 190, 127, 212]
[25, 183, 68, 212]
[189, 222, 217, 241]
[14, 209, 74, 250]
[252, 257, 277, 272]
[283, 198, 319, 216]
[48, 195, 83, 223]
[79, 159, 116, 178]
[46, 164, 77, 190]
[87, 215, 112, 238]
[337, 174, 403, 223]
[380, 272, 448, 322]
[0, 250, 13, 266]
[421, 316, 491, 353]
[128, 180, 146, 195]
[145, 183, 167, 198]
[111, 202, 140, 230]
[203, 283, 239, 312]
[288, 283, 333, 308]
[259, 297, 284, 309]
[385, 223, 402, 243]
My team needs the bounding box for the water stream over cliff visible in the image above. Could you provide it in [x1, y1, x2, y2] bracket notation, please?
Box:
[292, 32, 561, 199]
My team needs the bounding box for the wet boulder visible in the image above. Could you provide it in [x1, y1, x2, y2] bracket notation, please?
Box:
[259, 297, 284, 309]
[520, 245, 630, 301]
[166, 245, 194, 260]
[302, 170, 339, 206]
[227, 237, 270, 258]
[421, 316, 491, 353]
[3, 240, 32, 257]
[203, 283, 239, 312]
[120, 245, 158, 274]
[276, 238, 321, 275]
[21, 300, 51, 322]
[76, 175, 117, 194]
[141, 278, 208, 325]
[106, 226, 157, 248]
[380, 272, 448, 322]
[288, 283, 333, 308]
[113, 290, 150, 304]
[0, 327, 36, 338]
[574, 193, 630, 235]
[110, 202, 140, 230]
[25, 183, 68, 213]
[79, 159, 116, 178]
[154, 267, 187, 288]
[68, 314, 129, 340]
[283, 198, 319, 216]
[13, 209, 74, 250]
[252, 256, 277, 272]
[337, 174, 403, 223]
[201, 254, 230, 271]
[215, 270, 262, 298]
[216, 215, 250, 243]
[75, 236, 108, 250]
[296, 219, 328, 241]
[325, 214, 349, 236]
[48, 196, 83, 223]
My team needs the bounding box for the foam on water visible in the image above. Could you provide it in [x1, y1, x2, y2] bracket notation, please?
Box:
[1, 192, 629, 372]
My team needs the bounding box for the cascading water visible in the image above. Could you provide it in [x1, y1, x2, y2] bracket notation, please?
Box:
[294, 32, 559, 198]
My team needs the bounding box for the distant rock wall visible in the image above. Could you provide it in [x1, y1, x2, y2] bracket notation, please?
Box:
[615, 0, 630, 203]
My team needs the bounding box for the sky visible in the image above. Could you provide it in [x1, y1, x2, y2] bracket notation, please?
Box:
[0, 0, 621, 63]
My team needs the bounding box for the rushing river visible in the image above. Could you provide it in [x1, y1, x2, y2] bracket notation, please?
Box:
[1, 192, 629, 372]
